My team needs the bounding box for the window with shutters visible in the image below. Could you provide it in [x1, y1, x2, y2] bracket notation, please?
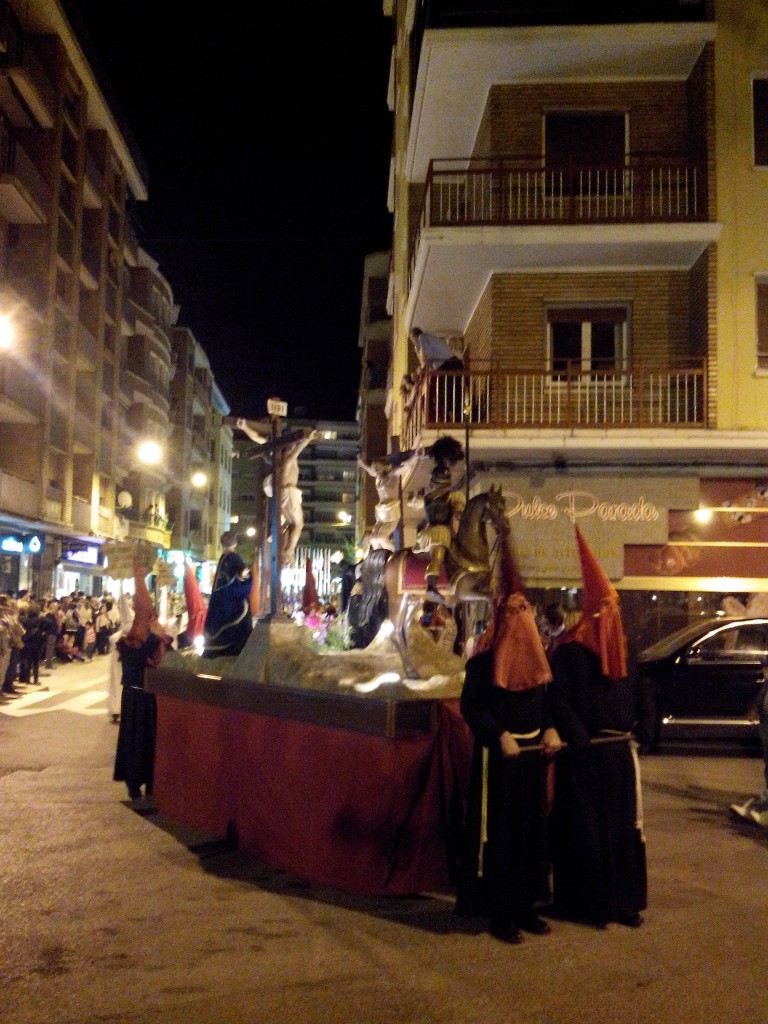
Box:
[546, 305, 630, 377]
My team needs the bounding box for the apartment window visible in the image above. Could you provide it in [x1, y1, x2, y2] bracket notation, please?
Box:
[757, 279, 768, 369]
[544, 112, 626, 170]
[753, 79, 768, 167]
[547, 306, 629, 376]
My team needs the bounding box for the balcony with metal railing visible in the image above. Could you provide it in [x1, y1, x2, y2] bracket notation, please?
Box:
[402, 360, 707, 450]
[409, 155, 708, 291]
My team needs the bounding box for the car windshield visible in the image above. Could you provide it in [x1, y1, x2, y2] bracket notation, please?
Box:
[637, 617, 745, 662]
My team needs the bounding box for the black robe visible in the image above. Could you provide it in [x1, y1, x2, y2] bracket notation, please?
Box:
[456, 650, 553, 930]
[202, 550, 252, 657]
[547, 641, 655, 925]
[113, 634, 161, 798]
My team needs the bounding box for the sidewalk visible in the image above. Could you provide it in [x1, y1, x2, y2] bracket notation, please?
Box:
[1, 663, 766, 1024]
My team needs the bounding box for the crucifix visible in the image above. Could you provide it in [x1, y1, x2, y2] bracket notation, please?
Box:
[228, 405, 314, 618]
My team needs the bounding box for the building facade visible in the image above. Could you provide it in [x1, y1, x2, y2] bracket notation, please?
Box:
[0, 0, 231, 597]
[382, 0, 768, 651]
[356, 249, 393, 543]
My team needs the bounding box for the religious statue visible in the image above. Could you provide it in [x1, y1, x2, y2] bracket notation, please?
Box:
[264, 429, 317, 567]
[202, 530, 253, 657]
[357, 447, 421, 554]
[418, 436, 466, 604]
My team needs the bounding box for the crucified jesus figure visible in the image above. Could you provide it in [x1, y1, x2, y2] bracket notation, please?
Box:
[357, 447, 421, 553]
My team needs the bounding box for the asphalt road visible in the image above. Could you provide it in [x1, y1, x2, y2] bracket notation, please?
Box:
[0, 657, 766, 1024]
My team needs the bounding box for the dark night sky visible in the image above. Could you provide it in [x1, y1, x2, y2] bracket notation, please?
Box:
[69, 1, 394, 422]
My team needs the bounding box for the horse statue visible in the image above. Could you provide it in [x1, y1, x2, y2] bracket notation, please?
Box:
[382, 485, 509, 655]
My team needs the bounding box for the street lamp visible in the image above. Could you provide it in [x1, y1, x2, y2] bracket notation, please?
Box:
[0, 315, 14, 351]
[136, 439, 163, 465]
[191, 470, 207, 488]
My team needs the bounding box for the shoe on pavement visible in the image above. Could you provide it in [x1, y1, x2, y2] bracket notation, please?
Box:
[749, 807, 768, 828]
[730, 798, 756, 820]
[490, 922, 523, 945]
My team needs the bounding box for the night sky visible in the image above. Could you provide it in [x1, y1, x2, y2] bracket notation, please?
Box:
[69, 1, 394, 422]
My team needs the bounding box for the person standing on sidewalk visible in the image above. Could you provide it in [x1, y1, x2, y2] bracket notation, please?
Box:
[455, 531, 562, 944]
[730, 654, 768, 827]
[113, 562, 170, 800]
[547, 528, 655, 930]
[40, 600, 60, 674]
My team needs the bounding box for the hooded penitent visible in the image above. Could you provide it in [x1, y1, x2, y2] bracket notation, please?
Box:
[121, 557, 169, 665]
[474, 529, 552, 691]
[569, 526, 628, 681]
[301, 556, 319, 615]
[182, 563, 207, 643]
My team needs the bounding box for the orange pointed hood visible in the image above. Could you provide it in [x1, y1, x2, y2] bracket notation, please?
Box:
[569, 527, 627, 680]
[480, 532, 551, 691]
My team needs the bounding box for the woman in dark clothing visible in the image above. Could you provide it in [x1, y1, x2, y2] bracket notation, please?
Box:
[547, 528, 655, 930]
[457, 590, 562, 944]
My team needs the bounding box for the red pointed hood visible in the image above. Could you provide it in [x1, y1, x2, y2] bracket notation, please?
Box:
[569, 527, 627, 680]
[183, 563, 207, 641]
[302, 556, 319, 614]
[122, 557, 168, 661]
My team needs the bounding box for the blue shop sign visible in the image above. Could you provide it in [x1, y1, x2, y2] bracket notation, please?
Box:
[0, 533, 44, 555]
[63, 544, 101, 566]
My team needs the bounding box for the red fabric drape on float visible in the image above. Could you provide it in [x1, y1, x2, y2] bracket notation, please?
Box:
[248, 556, 260, 617]
[151, 696, 473, 896]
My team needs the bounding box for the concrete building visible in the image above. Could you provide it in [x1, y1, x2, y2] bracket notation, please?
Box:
[382, 0, 768, 649]
[0, 0, 230, 597]
[356, 250, 393, 546]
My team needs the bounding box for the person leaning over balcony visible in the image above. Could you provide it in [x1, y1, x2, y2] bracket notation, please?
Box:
[409, 327, 463, 371]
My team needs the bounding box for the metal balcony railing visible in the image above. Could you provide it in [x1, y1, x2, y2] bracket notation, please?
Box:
[402, 360, 707, 449]
[409, 155, 706, 289]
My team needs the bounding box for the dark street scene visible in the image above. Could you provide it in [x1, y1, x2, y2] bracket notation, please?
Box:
[1, 0, 768, 1021]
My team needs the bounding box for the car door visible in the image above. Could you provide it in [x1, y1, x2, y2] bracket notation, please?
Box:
[673, 621, 766, 724]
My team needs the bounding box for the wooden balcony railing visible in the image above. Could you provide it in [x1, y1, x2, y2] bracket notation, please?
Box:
[402, 361, 707, 450]
[409, 155, 706, 290]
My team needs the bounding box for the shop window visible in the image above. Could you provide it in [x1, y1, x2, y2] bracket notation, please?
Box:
[753, 79, 768, 167]
[547, 306, 630, 377]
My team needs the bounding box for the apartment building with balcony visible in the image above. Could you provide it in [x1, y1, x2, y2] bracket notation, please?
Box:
[356, 249, 393, 542]
[0, 0, 178, 595]
[384, 0, 768, 645]
[167, 325, 217, 568]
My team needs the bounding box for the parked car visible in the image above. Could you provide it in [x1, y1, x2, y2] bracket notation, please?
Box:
[637, 616, 765, 749]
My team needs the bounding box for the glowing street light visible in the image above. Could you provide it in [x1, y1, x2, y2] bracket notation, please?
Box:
[136, 439, 162, 465]
[337, 510, 352, 524]
[0, 315, 15, 351]
[246, 526, 256, 537]
[191, 470, 208, 488]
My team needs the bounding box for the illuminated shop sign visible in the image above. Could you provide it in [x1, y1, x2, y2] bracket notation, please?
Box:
[63, 545, 101, 566]
[0, 534, 44, 555]
[475, 474, 701, 581]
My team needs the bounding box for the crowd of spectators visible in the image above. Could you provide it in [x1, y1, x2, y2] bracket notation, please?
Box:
[0, 590, 122, 696]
